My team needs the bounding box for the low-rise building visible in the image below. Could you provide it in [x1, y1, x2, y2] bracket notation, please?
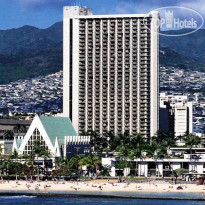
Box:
[12, 115, 90, 161]
[0, 119, 31, 138]
[103, 148, 205, 177]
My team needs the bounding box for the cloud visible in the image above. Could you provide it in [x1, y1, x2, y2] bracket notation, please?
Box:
[18, 0, 74, 10]
[112, 0, 205, 30]
[114, 1, 154, 14]
[15, 0, 205, 18]
[180, 0, 205, 16]
[116, 0, 205, 14]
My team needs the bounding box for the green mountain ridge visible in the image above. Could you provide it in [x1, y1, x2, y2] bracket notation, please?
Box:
[160, 47, 205, 71]
[0, 22, 62, 54]
[0, 22, 204, 84]
[0, 22, 63, 84]
[161, 29, 205, 63]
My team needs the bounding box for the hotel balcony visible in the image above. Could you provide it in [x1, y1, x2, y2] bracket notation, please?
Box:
[140, 61, 150, 65]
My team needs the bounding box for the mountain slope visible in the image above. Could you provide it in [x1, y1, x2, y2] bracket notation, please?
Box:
[0, 22, 204, 84]
[0, 22, 63, 84]
[0, 22, 63, 54]
[0, 45, 62, 84]
[161, 29, 205, 63]
[160, 47, 205, 71]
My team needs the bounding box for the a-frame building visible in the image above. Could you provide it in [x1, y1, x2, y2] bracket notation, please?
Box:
[13, 115, 78, 158]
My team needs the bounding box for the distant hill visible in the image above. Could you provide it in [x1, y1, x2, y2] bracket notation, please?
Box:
[0, 22, 63, 54]
[161, 29, 205, 63]
[0, 22, 204, 84]
[160, 47, 205, 71]
[0, 22, 63, 84]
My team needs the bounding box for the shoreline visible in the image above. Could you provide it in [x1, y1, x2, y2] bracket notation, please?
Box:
[0, 191, 205, 201]
[0, 180, 204, 201]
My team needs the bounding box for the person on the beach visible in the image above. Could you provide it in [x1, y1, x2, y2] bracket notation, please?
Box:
[117, 176, 121, 183]
[35, 185, 39, 191]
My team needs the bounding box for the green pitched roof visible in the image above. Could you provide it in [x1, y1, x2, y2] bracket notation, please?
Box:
[39, 116, 77, 145]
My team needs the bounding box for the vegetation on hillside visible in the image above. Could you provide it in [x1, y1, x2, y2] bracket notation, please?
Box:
[0, 24, 205, 84]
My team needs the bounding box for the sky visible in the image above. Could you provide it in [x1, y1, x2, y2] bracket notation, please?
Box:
[0, 0, 205, 30]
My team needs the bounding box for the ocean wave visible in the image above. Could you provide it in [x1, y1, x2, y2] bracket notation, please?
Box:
[0, 195, 37, 199]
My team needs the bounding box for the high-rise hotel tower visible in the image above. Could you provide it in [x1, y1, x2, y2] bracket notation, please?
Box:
[63, 6, 159, 137]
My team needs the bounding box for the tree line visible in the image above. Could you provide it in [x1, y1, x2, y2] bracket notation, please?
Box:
[0, 129, 202, 179]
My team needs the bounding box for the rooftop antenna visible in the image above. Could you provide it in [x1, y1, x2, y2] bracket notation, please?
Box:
[73, 1, 81, 6]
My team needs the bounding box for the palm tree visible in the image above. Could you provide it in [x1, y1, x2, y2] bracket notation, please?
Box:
[13, 124, 21, 137]
[114, 133, 146, 177]
[103, 131, 116, 153]
[79, 155, 101, 177]
[10, 149, 20, 178]
[42, 149, 52, 173]
[145, 139, 165, 177]
[115, 133, 135, 176]
[19, 125, 27, 135]
[9, 150, 21, 180]
[11, 149, 19, 162]
[185, 134, 201, 151]
[13, 124, 27, 138]
[22, 163, 31, 178]
[25, 153, 35, 179]
[184, 134, 201, 172]
[147, 130, 177, 177]
[32, 140, 46, 180]
[83, 130, 107, 156]
[57, 158, 69, 178]
[68, 155, 83, 175]
[83, 130, 99, 152]
[5, 155, 13, 176]
[118, 145, 130, 162]
[3, 130, 14, 140]
[163, 137, 176, 177]
[154, 130, 169, 144]
[128, 134, 146, 177]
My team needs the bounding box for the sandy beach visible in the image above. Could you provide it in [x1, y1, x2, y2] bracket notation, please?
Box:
[0, 179, 204, 194]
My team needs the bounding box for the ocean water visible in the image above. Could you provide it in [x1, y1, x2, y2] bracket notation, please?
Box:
[0, 196, 205, 205]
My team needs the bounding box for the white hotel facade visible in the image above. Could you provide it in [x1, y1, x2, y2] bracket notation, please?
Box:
[63, 6, 159, 137]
